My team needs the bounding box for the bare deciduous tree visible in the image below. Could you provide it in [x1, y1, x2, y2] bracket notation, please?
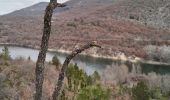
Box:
[52, 41, 101, 100]
[35, 0, 65, 100]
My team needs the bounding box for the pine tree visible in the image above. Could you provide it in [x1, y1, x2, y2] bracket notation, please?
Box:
[1, 46, 10, 61]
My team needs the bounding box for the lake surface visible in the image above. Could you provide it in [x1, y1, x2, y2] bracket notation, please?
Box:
[0, 46, 170, 75]
[0, 46, 113, 74]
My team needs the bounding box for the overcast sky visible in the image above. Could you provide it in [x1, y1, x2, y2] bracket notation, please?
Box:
[0, 0, 69, 15]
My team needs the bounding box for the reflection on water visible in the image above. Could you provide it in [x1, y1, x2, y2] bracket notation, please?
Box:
[0, 46, 170, 75]
[140, 63, 170, 75]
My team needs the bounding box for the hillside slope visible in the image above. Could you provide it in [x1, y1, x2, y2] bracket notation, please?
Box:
[0, 0, 170, 59]
[112, 0, 170, 29]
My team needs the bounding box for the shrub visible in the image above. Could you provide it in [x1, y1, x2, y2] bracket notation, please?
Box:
[92, 71, 100, 82]
[159, 45, 170, 63]
[144, 45, 170, 63]
[65, 63, 108, 99]
[129, 15, 135, 19]
[67, 22, 77, 28]
[101, 64, 129, 85]
[160, 75, 170, 94]
[52, 55, 60, 69]
[132, 81, 150, 100]
[76, 85, 111, 100]
[66, 63, 94, 91]
[150, 87, 165, 99]
[129, 14, 139, 20]
[0, 46, 10, 61]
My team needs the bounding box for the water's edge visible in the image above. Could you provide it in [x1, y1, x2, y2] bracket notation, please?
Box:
[0, 43, 169, 66]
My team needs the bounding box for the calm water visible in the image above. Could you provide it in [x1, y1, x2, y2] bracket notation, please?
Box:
[0, 46, 113, 74]
[0, 46, 170, 75]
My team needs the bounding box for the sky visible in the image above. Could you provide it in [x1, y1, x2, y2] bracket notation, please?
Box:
[0, 0, 69, 15]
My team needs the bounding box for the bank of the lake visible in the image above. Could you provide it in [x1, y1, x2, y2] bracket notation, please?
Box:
[0, 43, 170, 75]
[0, 43, 169, 66]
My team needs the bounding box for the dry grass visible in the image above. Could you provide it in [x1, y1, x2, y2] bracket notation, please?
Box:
[0, 57, 170, 100]
[0, 58, 59, 100]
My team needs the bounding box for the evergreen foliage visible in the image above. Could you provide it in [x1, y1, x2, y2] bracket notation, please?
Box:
[132, 81, 150, 100]
[0, 46, 10, 61]
[52, 55, 60, 69]
[76, 85, 111, 100]
[64, 63, 110, 99]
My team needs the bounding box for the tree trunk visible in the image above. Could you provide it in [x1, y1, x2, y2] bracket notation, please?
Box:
[52, 41, 101, 100]
[34, 1, 65, 100]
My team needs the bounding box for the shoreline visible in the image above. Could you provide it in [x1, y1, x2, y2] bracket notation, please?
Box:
[0, 43, 170, 66]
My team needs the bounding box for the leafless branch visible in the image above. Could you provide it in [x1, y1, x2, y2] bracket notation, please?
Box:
[52, 41, 101, 100]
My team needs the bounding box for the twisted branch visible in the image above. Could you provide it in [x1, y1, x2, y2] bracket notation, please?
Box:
[52, 41, 101, 100]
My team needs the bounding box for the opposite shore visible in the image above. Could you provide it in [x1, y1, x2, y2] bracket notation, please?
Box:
[0, 43, 170, 66]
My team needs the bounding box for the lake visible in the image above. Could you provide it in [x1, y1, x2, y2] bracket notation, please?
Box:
[0, 45, 170, 75]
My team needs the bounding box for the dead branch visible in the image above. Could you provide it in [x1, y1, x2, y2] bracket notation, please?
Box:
[52, 41, 101, 100]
